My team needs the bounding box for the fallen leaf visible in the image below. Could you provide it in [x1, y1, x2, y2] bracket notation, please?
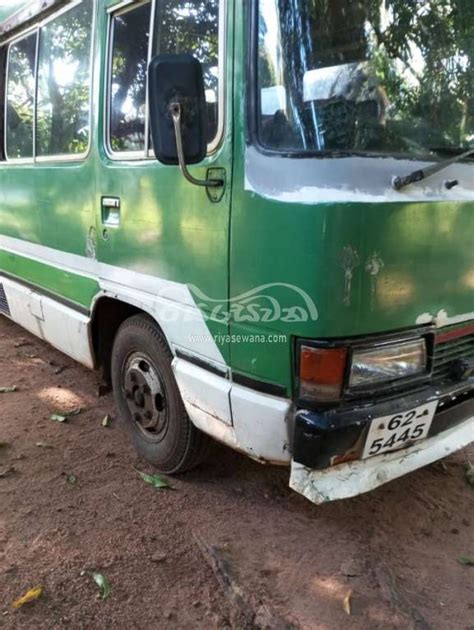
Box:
[465, 462, 474, 488]
[16, 352, 38, 359]
[50, 413, 67, 423]
[0, 387, 17, 394]
[135, 469, 171, 489]
[36, 442, 54, 449]
[458, 556, 474, 566]
[92, 573, 111, 600]
[14, 340, 32, 348]
[12, 586, 43, 609]
[66, 474, 77, 486]
[50, 407, 83, 423]
[68, 407, 82, 417]
[0, 442, 9, 449]
[0, 466, 15, 478]
[102, 415, 112, 428]
[343, 590, 352, 616]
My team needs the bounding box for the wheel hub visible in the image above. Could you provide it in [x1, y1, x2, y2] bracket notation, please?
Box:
[133, 390, 145, 407]
[123, 354, 167, 437]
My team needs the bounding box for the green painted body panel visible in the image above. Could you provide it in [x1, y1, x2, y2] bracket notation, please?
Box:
[2, 161, 96, 252]
[0, 0, 234, 364]
[229, 3, 474, 390]
[0, 0, 473, 395]
[228, 197, 474, 387]
[93, 1, 234, 361]
[0, 248, 98, 308]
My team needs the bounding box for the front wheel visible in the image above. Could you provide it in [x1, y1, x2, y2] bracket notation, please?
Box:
[111, 314, 210, 474]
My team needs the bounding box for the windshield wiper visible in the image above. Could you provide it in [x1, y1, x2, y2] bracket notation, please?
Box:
[428, 146, 474, 156]
[392, 148, 474, 191]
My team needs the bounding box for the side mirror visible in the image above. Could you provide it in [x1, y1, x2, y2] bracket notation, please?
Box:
[148, 53, 222, 188]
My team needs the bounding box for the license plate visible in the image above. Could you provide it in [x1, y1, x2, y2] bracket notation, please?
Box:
[362, 401, 438, 460]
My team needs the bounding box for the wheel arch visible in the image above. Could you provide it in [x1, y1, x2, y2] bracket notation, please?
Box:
[90, 294, 170, 384]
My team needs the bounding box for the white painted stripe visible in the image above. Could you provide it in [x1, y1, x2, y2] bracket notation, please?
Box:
[1, 276, 94, 368]
[0, 234, 193, 305]
[0, 234, 97, 278]
[3, 234, 473, 335]
[181, 399, 240, 452]
[416, 309, 474, 328]
[246, 146, 474, 204]
[0, 234, 227, 365]
[173, 357, 291, 463]
[231, 384, 291, 463]
[173, 358, 232, 426]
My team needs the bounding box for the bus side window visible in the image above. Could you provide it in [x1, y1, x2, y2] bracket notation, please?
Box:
[36, 0, 93, 158]
[5, 33, 37, 160]
[0, 46, 5, 160]
[153, 0, 220, 146]
[109, 2, 151, 154]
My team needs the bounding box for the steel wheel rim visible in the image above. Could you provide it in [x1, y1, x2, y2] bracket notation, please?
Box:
[122, 352, 168, 442]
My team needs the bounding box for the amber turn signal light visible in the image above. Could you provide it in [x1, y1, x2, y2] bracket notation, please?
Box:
[299, 346, 348, 401]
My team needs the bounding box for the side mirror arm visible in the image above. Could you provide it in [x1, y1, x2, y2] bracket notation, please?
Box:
[170, 102, 223, 188]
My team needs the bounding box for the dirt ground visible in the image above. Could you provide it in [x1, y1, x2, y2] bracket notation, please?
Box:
[0, 316, 473, 630]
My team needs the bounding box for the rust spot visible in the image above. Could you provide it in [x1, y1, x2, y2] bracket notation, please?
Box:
[340, 246, 360, 307]
[331, 451, 360, 466]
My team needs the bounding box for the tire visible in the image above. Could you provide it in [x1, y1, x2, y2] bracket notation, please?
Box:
[111, 314, 211, 474]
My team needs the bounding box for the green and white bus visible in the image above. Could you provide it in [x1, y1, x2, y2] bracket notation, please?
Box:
[1, 0, 473, 504]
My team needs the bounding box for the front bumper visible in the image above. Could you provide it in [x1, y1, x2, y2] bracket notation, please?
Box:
[293, 379, 474, 470]
[290, 416, 473, 504]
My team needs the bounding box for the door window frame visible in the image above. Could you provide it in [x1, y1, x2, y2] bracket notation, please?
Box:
[105, 0, 226, 161]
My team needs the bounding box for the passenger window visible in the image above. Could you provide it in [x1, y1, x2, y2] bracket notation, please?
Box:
[154, 0, 220, 145]
[6, 33, 37, 159]
[36, 0, 93, 157]
[109, 2, 151, 153]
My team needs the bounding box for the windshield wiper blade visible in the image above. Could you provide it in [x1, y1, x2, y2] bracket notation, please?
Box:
[428, 146, 474, 156]
[392, 148, 474, 191]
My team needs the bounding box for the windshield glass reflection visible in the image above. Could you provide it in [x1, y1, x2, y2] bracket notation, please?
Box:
[258, 0, 474, 158]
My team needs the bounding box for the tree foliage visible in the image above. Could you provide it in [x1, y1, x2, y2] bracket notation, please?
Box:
[111, 0, 219, 151]
[36, 0, 92, 156]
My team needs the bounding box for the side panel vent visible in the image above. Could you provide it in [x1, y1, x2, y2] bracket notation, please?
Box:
[0, 283, 11, 316]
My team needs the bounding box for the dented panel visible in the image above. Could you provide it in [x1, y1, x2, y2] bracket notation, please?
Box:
[290, 418, 474, 504]
[231, 147, 474, 389]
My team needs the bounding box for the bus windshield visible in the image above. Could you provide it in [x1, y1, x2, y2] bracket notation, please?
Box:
[257, 0, 474, 158]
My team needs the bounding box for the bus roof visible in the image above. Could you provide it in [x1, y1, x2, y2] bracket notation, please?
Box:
[0, 1, 30, 24]
[0, 0, 67, 42]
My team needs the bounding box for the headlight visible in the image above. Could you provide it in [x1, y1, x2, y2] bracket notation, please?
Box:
[349, 339, 427, 389]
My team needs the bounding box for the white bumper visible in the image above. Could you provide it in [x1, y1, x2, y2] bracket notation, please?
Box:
[290, 417, 474, 504]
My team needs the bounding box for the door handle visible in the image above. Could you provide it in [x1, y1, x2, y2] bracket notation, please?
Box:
[101, 196, 121, 227]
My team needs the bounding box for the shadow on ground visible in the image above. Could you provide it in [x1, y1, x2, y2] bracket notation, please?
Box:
[1, 317, 473, 629]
